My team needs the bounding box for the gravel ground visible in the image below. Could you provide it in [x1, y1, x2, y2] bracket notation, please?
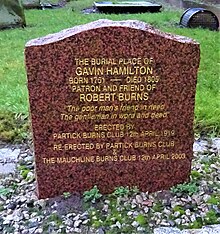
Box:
[0, 137, 219, 234]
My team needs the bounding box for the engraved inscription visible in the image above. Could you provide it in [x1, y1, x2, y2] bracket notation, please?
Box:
[50, 57, 181, 164]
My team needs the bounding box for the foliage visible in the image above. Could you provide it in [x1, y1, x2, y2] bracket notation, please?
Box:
[42, 213, 64, 233]
[0, 187, 11, 196]
[207, 195, 220, 205]
[113, 186, 130, 197]
[153, 202, 164, 212]
[17, 165, 31, 179]
[130, 186, 140, 194]
[0, 111, 29, 142]
[136, 214, 147, 225]
[172, 205, 185, 215]
[83, 185, 102, 203]
[204, 209, 220, 225]
[0, 205, 4, 212]
[48, 213, 63, 225]
[189, 218, 203, 229]
[171, 182, 199, 195]
[112, 186, 139, 197]
[0, 183, 19, 199]
[85, 186, 151, 232]
[190, 170, 202, 180]
[88, 198, 152, 233]
[63, 191, 71, 199]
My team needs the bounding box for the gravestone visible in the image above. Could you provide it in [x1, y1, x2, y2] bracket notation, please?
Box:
[0, 0, 26, 29]
[22, 0, 40, 9]
[94, 1, 162, 13]
[0, 148, 20, 177]
[25, 20, 200, 199]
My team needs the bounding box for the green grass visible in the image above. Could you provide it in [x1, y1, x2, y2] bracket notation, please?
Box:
[0, 0, 219, 141]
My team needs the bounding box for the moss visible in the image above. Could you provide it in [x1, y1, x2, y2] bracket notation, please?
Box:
[47, 213, 63, 226]
[171, 182, 199, 195]
[0, 187, 11, 196]
[113, 186, 130, 197]
[0, 205, 4, 212]
[191, 170, 202, 180]
[204, 164, 210, 173]
[189, 218, 203, 229]
[207, 195, 220, 205]
[173, 205, 185, 215]
[153, 202, 164, 212]
[87, 195, 152, 233]
[21, 170, 29, 179]
[17, 165, 30, 179]
[92, 220, 103, 228]
[62, 192, 71, 199]
[0, 111, 29, 142]
[136, 214, 147, 225]
[83, 185, 102, 203]
[204, 210, 220, 225]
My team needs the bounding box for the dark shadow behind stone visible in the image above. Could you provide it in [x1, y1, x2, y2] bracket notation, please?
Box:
[47, 193, 83, 215]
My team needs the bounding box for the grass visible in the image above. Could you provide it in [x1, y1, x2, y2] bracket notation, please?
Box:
[0, 0, 219, 141]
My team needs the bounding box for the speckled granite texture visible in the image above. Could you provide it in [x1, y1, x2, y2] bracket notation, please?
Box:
[25, 20, 200, 199]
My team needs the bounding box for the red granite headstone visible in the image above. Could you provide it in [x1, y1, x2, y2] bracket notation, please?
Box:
[25, 20, 200, 199]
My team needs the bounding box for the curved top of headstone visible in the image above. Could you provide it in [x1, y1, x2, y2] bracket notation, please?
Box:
[25, 19, 198, 47]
